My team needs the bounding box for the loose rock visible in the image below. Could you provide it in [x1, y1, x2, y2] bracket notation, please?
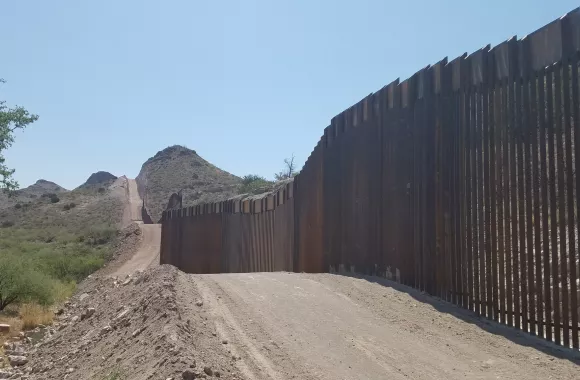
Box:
[8, 355, 29, 366]
[81, 307, 96, 320]
[181, 369, 196, 380]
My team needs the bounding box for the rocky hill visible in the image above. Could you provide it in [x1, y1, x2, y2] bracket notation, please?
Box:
[0, 145, 243, 228]
[79, 171, 117, 188]
[0, 180, 68, 208]
[19, 179, 68, 196]
[136, 145, 240, 222]
[0, 177, 126, 232]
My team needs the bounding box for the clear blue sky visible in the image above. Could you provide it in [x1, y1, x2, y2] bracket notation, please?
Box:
[1, 1, 577, 189]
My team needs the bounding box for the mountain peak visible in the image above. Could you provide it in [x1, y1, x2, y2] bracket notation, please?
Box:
[83, 171, 117, 186]
[22, 179, 68, 194]
[148, 145, 198, 163]
[136, 145, 239, 222]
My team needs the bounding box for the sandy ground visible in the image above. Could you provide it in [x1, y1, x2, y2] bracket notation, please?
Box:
[189, 272, 580, 380]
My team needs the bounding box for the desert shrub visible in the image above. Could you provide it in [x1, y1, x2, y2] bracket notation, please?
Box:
[14, 203, 21, 209]
[52, 280, 76, 303]
[98, 187, 105, 194]
[239, 174, 272, 195]
[0, 221, 14, 228]
[78, 225, 117, 246]
[41, 193, 60, 203]
[39, 252, 104, 282]
[19, 303, 54, 330]
[0, 226, 116, 308]
[63, 202, 76, 211]
[0, 257, 54, 311]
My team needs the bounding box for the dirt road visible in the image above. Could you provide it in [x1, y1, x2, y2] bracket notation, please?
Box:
[185, 272, 580, 380]
[114, 178, 160, 276]
[121, 177, 143, 226]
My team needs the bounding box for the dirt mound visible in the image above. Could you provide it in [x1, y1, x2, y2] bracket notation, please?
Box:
[136, 145, 240, 222]
[21, 266, 239, 380]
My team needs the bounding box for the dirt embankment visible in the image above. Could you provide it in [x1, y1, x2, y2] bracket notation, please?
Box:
[22, 266, 239, 380]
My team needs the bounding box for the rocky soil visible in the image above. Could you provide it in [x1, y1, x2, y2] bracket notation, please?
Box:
[1, 265, 240, 380]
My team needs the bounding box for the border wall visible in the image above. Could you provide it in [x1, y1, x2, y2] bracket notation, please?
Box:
[162, 9, 580, 350]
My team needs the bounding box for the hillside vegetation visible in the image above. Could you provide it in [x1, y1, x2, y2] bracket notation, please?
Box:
[0, 174, 123, 323]
[0, 176, 124, 232]
[0, 224, 116, 307]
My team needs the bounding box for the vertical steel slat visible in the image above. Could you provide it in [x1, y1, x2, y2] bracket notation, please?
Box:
[547, 66, 561, 345]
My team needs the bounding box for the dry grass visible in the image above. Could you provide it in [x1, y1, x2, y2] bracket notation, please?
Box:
[53, 280, 77, 304]
[0, 313, 23, 360]
[19, 304, 54, 330]
[0, 303, 55, 348]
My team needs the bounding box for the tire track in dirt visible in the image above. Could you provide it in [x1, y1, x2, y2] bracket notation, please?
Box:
[192, 275, 286, 380]
[185, 272, 580, 380]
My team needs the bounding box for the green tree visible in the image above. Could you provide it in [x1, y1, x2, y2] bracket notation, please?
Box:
[0, 78, 39, 192]
[0, 257, 53, 311]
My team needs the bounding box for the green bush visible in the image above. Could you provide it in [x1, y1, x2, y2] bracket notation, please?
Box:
[14, 203, 22, 209]
[239, 174, 273, 195]
[39, 252, 104, 282]
[0, 257, 54, 311]
[0, 225, 117, 308]
[78, 225, 117, 246]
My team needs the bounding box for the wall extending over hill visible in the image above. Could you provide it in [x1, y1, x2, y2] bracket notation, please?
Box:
[161, 9, 580, 351]
[136, 145, 240, 222]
